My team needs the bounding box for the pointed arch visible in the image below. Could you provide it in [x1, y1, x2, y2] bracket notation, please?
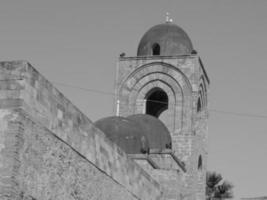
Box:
[145, 87, 168, 117]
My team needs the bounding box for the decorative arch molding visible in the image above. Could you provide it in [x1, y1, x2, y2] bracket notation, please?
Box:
[118, 62, 193, 133]
[132, 79, 177, 109]
[118, 62, 192, 95]
[198, 75, 207, 111]
[199, 75, 207, 106]
[133, 80, 178, 133]
[197, 85, 204, 112]
[124, 73, 179, 114]
[129, 72, 182, 97]
[199, 84, 205, 107]
[200, 75, 207, 91]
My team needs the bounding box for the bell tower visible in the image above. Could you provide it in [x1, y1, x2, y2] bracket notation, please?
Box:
[115, 21, 209, 200]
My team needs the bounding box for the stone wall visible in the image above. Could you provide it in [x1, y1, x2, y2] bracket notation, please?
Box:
[0, 61, 162, 200]
[116, 55, 209, 200]
[0, 109, 139, 200]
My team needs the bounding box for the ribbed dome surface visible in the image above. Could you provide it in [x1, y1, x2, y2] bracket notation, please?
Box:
[127, 114, 172, 151]
[137, 22, 193, 56]
[94, 116, 149, 154]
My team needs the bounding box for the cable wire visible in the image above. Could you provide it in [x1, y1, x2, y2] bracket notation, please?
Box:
[53, 81, 267, 119]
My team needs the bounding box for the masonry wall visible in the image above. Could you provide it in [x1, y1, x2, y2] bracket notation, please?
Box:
[194, 107, 208, 200]
[0, 61, 162, 200]
[0, 109, 139, 200]
[116, 56, 209, 200]
[149, 169, 186, 200]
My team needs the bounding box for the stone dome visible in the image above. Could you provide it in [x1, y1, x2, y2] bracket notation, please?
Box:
[137, 22, 193, 56]
[94, 116, 149, 154]
[127, 114, 172, 151]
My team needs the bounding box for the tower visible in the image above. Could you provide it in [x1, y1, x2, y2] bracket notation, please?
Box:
[115, 21, 209, 200]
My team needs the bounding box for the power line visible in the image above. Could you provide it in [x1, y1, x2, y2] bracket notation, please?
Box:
[53, 81, 176, 104]
[53, 81, 267, 119]
[52, 81, 115, 96]
[209, 109, 267, 119]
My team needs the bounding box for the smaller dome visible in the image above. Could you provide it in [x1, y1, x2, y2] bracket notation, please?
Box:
[94, 116, 149, 154]
[137, 22, 193, 56]
[127, 114, 172, 151]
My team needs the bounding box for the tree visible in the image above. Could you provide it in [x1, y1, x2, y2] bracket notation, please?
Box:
[206, 171, 234, 200]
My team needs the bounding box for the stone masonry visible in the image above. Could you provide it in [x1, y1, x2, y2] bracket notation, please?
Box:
[115, 55, 209, 200]
[0, 22, 209, 200]
[0, 61, 162, 200]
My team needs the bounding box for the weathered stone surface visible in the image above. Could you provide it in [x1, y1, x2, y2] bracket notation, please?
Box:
[0, 109, 22, 200]
[0, 61, 162, 200]
[18, 110, 139, 200]
[116, 55, 209, 200]
[0, 50, 209, 200]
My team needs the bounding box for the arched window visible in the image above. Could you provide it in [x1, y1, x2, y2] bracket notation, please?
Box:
[152, 43, 160, 55]
[199, 83, 206, 107]
[146, 88, 168, 118]
[197, 97, 201, 112]
[198, 155, 203, 170]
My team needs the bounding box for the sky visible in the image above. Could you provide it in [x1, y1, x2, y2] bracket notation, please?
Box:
[0, 0, 267, 199]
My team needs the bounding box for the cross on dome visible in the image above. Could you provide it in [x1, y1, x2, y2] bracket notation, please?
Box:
[165, 12, 173, 23]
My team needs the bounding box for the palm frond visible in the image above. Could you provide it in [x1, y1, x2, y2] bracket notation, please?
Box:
[206, 171, 223, 188]
[206, 171, 234, 200]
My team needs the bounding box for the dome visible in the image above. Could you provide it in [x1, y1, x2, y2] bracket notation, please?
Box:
[127, 114, 172, 151]
[137, 22, 193, 56]
[94, 116, 149, 154]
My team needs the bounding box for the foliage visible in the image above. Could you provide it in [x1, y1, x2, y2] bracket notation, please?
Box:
[206, 171, 234, 200]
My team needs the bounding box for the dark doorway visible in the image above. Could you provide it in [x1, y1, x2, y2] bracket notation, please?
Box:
[146, 88, 168, 118]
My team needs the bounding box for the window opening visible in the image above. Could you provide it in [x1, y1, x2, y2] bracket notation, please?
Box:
[146, 88, 168, 118]
[197, 98, 201, 112]
[152, 43, 160, 55]
[198, 155, 203, 170]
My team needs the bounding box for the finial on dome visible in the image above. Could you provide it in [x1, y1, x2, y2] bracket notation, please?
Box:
[165, 12, 170, 22]
[165, 12, 173, 23]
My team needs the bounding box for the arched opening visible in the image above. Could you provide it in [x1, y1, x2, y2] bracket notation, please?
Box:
[152, 43, 160, 55]
[198, 155, 203, 170]
[199, 83, 206, 107]
[197, 97, 201, 112]
[146, 88, 168, 118]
